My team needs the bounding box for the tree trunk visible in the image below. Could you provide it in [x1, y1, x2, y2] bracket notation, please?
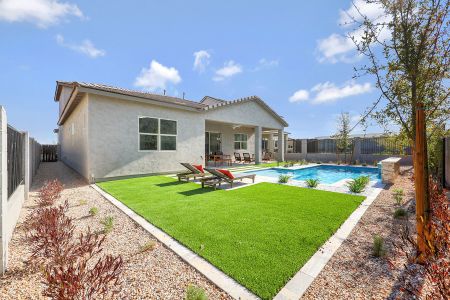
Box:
[414, 102, 430, 263]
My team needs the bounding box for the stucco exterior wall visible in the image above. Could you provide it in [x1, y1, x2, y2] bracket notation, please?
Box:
[203, 101, 285, 130]
[58, 86, 73, 116]
[205, 123, 255, 156]
[87, 94, 204, 180]
[59, 94, 90, 179]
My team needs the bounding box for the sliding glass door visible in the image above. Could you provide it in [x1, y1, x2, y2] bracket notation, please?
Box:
[205, 132, 222, 154]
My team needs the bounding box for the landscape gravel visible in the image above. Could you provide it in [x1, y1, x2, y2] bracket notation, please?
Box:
[0, 162, 231, 300]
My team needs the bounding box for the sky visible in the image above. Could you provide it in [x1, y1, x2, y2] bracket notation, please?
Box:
[0, 0, 389, 144]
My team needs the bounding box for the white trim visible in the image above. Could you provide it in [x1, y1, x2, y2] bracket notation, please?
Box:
[91, 184, 258, 300]
[138, 116, 177, 152]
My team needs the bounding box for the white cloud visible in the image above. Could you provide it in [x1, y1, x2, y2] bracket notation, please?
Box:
[134, 60, 181, 91]
[312, 81, 372, 103]
[253, 58, 279, 71]
[317, 0, 390, 63]
[213, 60, 242, 81]
[0, 0, 83, 28]
[56, 34, 105, 58]
[289, 81, 372, 104]
[193, 50, 211, 73]
[289, 90, 309, 103]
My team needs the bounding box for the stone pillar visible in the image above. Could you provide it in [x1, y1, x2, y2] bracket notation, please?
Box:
[23, 132, 30, 200]
[0, 106, 7, 275]
[254, 126, 262, 164]
[278, 129, 285, 162]
[381, 157, 401, 184]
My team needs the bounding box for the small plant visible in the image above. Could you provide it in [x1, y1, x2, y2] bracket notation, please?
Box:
[37, 179, 64, 206]
[337, 161, 342, 165]
[373, 235, 386, 257]
[392, 188, 404, 205]
[362, 162, 367, 166]
[394, 208, 407, 218]
[278, 174, 291, 183]
[356, 175, 370, 186]
[185, 284, 208, 300]
[300, 159, 307, 165]
[347, 179, 366, 193]
[101, 216, 114, 234]
[305, 178, 319, 188]
[89, 206, 99, 216]
[139, 240, 157, 253]
[79, 199, 87, 206]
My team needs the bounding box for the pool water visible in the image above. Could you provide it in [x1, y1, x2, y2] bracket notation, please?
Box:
[244, 165, 380, 184]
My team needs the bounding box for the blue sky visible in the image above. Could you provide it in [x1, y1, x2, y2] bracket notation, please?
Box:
[0, 0, 386, 143]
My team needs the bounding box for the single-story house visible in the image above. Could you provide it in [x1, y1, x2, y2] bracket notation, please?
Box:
[54, 81, 289, 182]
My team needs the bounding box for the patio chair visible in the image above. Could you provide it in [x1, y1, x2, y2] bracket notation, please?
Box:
[234, 152, 243, 163]
[263, 151, 272, 161]
[243, 152, 254, 163]
[177, 163, 207, 181]
[202, 168, 256, 189]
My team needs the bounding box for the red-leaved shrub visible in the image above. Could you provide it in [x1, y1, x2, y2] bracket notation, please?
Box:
[393, 178, 449, 299]
[37, 179, 64, 206]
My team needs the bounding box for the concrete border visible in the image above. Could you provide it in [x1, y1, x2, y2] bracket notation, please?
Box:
[91, 184, 259, 300]
[273, 185, 384, 300]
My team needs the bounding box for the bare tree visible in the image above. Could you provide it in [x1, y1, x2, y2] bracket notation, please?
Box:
[334, 112, 352, 163]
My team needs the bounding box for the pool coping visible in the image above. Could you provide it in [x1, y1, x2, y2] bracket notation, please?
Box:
[91, 179, 384, 300]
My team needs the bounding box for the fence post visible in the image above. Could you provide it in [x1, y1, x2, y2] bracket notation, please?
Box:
[0, 106, 8, 275]
[301, 139, 307, 158]
[353, 138, 361, 163]
[23, 132, 30, 200]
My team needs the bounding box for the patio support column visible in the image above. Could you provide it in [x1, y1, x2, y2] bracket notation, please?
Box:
[255, 126, 262, 164]
[278, 129, 285, 162]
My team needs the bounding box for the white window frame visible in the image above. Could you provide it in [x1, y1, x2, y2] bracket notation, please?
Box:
[234, 133, 248, 150]
[138, 116, 177, 152]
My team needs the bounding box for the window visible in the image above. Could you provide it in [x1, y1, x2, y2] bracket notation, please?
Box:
[139, 117, 177, 151]
[234, 133, 248, 150]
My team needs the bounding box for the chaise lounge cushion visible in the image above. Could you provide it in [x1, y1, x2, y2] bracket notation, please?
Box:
[217, 169, 234, 179]
[193, 165, 205, 173]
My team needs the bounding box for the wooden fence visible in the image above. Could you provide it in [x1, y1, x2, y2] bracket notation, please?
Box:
[41, 144, 58, 162]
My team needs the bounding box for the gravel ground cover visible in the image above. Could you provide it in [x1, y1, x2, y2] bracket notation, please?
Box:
[302, 167, 417, 300]
[0, 162, 231, 300]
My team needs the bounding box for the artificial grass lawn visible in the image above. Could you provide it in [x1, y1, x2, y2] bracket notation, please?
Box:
[98, 176, 364, 299]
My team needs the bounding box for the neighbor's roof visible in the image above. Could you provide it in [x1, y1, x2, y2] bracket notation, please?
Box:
[55, 81, 288, 127]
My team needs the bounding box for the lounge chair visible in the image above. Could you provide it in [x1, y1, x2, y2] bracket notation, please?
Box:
[177, 163, 207, 181]
[243, 152, 254, 163]
[201, 168, 256, 189]
[262, 151, 272, 161]
[234, 152, 242, 163]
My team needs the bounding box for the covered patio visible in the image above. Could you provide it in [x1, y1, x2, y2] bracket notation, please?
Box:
[204, 120, 287, 167]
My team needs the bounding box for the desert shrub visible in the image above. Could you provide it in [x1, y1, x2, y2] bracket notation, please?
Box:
[37, 179, 64, 206]
[356, 176, 370, 186]
[373, 235, 386, 257]
[185, 284, 208, 300]
[337, 161, 342, 165]
[101, 216, 114, 234]
[24, 201, 74, 265]
[24, 199, 124, 299]
[394, 208, 407, 218]
[305, 178, 319, 188]
[393, 178, 450, 299]
[347, 180, 365, 193]
[362, 162, 367, 166]
[278, 174, 291, 183]
[89, 207, 99, 216]
[139, 240, 157, 253]
[392, 188, 404, 205]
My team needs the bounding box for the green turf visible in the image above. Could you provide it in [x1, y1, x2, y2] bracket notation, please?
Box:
[98, 176, 364, 299]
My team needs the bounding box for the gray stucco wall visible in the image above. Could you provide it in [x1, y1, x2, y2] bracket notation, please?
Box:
[87, 94, 204, 180]
[203, 101, 285, 130]
[205, 122, 255, 156]
[59, 94, 90, 179]
[58, 86, 73, 116]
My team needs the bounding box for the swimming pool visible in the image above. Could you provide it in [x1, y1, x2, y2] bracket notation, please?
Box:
[244, 165, 380, 184]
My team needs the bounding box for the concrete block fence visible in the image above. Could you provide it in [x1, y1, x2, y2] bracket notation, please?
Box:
[0, 106, 42, 275]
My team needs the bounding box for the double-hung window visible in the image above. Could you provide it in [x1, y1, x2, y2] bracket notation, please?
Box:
[139, 117, 177, 151]
[234, 133, 248, 150]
